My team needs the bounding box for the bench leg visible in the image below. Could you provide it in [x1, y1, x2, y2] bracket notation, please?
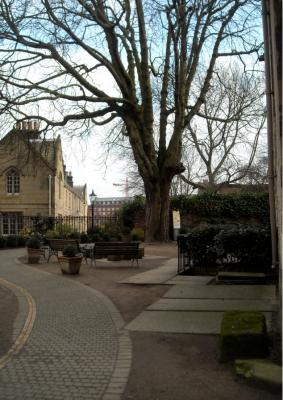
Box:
[90, 257, 96, 267]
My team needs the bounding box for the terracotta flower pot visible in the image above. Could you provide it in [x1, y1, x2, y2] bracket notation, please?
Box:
[27, 247, 41, 264]
[58, 255, 83, 274]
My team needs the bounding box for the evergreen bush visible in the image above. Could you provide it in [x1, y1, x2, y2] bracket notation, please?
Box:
[26, 236, 41, 249]
[131, 227, 145, 241]
[80, 232, 89, 243]
[120, 196, 145, 229]
[182, 224, 271, 272]
[62, 244, 78, 257]
[6, 235, 19, 247]
[0, 236, 7, 248]
[215, 225, 271, 271]
[171, 192, 269, 222]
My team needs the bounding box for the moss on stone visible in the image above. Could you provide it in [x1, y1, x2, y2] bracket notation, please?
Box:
[220, 311, 268, 362]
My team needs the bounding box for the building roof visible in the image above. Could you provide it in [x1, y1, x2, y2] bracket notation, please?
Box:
[73, 185, 86, 201]
[32, 140, 57, 169]
[95, 197, 132, 202]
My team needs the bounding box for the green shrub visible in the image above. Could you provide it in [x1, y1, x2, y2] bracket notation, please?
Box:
[6, 235, 19, 247]
[26, 236, 41, 249]
[0, 236, 7, 248]
[215, 225, 271, 271]
[80, 232, 89, 243]
[87, 226, 102, 235]
[102, 233, 110, 241]
[171, 192, 269, 222]
[91, 233, 101, 242]
[120, 196, 145, 229]
[56, 223, 73, 238]
[68, 231, 81, 240]
[62, 244, 78, 257]
[122, 226, 131, 235]
[185, 225, 221, 267]
[45, 229, 60, 238]
[104, 225, 121, 240]
[181, 224, 271, 272]
[131, 227, 145, 241]
[18, 236, 28, 246]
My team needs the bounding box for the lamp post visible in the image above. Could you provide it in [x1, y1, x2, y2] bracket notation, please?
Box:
[89, 190, 97, 231]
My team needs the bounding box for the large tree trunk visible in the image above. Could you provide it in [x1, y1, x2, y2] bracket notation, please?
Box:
[144, 178, 172, 242]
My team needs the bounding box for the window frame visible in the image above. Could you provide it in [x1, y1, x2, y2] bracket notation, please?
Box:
[6, 168, 20, 195]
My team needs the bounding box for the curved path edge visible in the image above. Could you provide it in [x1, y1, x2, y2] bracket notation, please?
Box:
[0, 277, 36, 370]
[60, 273, 133, 400]
[14, 255, 132, 400]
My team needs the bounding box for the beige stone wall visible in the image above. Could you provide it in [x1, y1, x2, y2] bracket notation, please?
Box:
[0, 130, 87, 222]
[52, 145, 87, 218]
[0, 136, 51, 216]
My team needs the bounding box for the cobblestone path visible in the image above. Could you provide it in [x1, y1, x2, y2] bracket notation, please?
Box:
[0, 249, 131, 400]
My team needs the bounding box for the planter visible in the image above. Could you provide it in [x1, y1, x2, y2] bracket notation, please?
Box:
[27, 247, 41, 264]
[58, 255, 83, 274]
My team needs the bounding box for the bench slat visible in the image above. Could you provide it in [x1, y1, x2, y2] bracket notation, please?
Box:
[90, 242, 141, 266]
[46, 239, 83, 262]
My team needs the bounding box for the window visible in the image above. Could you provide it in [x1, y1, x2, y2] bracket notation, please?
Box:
[6, 169, 20, 194]
[1, 213, 23, 235]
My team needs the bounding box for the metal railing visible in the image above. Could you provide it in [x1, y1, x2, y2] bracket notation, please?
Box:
[177, 234, 192, 274]
[0, 214, 122, 236]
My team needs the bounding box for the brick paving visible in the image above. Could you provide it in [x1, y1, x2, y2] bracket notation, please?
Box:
[0, 249, 132, 400]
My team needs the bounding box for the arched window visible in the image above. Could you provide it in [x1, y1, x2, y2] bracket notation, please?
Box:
[6, 169, 20, 194]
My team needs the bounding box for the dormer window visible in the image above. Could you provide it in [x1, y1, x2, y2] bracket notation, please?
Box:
[6, 168, 20, 194]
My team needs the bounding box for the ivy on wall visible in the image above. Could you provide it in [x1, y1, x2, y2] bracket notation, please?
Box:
[120, 195, 146, 229]
[171, 192, 270, 221]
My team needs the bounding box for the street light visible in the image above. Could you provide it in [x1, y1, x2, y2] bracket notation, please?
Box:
[89, 190, 97, 231]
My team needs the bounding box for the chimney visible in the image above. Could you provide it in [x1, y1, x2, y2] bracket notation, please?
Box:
[66, 172, 73, 187]
[13, 120, 41, 139]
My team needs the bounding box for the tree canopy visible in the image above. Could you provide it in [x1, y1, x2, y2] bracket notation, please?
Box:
[0, 0, 263, 240]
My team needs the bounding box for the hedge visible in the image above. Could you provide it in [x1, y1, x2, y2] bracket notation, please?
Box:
[171, 192, 269, 221]
[181, 224, 272, 272]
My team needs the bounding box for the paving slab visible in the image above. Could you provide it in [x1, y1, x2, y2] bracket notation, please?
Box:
[125, 310, 273, 334]
[147, 298, 274, 312]
[120, 258, 178, 284]
[165, 284, 276, 300]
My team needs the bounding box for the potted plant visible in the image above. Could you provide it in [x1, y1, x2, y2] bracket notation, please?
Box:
[26, 236, 42, 264]
[121, 226, 132, 242]
[58, 244, 83, 274]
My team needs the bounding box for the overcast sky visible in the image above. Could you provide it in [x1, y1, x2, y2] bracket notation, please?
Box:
[61, 134, 128, 201]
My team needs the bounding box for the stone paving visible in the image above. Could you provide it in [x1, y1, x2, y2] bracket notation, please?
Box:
[125, 276, 276, 334]
[0, 249, 132, 400]
[119, 258, 178, 284]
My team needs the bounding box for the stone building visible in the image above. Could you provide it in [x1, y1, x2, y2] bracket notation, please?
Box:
[0, 121, 87, 234]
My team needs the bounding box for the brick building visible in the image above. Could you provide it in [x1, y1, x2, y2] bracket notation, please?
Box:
[88, 197, 131, 218]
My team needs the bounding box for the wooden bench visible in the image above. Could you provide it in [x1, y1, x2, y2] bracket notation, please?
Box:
[90, 241, 142, 266]
[46, 238, 84, 262]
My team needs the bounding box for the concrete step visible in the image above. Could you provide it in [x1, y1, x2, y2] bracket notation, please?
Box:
[217, 271, 269, 284]
[235, 359, 282, 392]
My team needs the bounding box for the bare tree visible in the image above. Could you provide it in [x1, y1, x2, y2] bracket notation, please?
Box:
[179, 66, 266, 192]
[0, 0, 263, 241]
[237, 155, 268, 184]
